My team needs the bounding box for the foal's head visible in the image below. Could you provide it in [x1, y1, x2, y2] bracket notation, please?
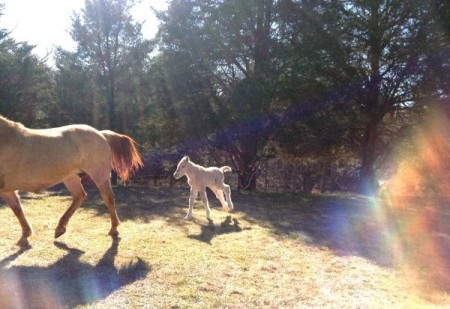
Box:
[173, 156, 190, 179]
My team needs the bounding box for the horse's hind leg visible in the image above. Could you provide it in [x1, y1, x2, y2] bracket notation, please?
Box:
[213, 189, 229, 211]
[55, 174, 87, 238]
[96, 180, 120, 238]
[1, 191, 33, 246]
[222, 184, 234, 210]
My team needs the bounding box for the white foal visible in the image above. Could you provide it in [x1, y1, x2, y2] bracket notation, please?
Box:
[173, 156, 234, 220]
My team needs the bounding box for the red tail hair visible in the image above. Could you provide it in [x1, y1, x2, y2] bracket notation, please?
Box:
[101, 130, 143, 181]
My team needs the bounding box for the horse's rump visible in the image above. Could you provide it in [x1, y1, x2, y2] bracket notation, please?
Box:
[220, 166, 232, 173]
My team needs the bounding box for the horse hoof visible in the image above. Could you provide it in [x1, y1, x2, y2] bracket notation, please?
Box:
[24, 228, 33, 238]
[54, 226, 66, 239]
[184, 215, 193, 220]
[108, 230, 119, 238]
[16, 237, 31, 248]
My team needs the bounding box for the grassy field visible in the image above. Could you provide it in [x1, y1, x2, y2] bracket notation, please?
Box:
[0, 185, 449, 308]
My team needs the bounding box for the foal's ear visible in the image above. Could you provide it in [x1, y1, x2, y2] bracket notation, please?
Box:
[185, 155, 190, 161]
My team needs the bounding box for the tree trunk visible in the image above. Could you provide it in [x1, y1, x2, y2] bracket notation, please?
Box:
[359, 2, 383, 194]
[237, 169, 258, 191]
[360, 117, 378, 193]
[234, 153, 259, 191]
[227, 141, 259, 191]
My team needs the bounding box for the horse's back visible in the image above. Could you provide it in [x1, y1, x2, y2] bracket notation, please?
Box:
[0, 124, 110, 192]
[31, 124, 112, 170]
[25, 124, 109, 162]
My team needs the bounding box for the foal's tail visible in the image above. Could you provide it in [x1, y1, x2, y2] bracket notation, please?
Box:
[220, 166, 232, 173]
[101, 130, 144, 181]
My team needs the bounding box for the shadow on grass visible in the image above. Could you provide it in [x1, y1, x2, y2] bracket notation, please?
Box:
[0, 246, 31, 268]
[188, 216, 251, 245]
[5, 185, 450, 293]
[0, 238, 150, 308]
[236, 190, 450, 292]
[79, 185, 189, 223]
[43, 186, 446, 270]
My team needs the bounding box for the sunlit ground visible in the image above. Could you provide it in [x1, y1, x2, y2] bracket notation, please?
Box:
[0, 184, 449, 307]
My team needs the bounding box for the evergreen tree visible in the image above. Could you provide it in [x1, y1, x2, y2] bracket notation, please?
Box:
[62, 0, 153, 132]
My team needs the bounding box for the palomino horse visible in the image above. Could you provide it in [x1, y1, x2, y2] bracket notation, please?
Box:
[0, 116, 143, 246]
[173, 156, 234, 220]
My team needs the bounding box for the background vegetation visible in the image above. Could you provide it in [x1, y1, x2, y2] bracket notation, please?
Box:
[1, 0, 449, 194]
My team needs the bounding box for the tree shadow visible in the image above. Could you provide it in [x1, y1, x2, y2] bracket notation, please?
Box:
[66, 186, 394, 266]
[0, 238, 150, 308]
[80, 185, 189, 223]
[4, 186, 450, 293]
[188, 216, 250, 245]
[237, 191, 450, 293]
[234, 192, 394, 264]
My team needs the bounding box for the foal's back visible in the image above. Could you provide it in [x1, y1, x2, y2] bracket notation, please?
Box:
[188, 163, 224, 188]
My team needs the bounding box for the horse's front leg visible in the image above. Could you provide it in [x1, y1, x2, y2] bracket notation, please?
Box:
[1, 191, 33, 247]
[186, 187, 198, 220]
[199, 189, 211, 220]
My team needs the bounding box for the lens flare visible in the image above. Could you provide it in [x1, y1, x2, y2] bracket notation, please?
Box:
[377, 106, 450, 296]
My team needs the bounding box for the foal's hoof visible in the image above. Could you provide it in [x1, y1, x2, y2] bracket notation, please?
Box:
[54, 226, 67, 239]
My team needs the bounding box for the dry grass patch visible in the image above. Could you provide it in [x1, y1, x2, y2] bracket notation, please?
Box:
[0, 186, 449, 308]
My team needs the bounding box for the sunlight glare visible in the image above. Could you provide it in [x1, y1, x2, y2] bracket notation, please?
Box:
[376, 103, 450, 294]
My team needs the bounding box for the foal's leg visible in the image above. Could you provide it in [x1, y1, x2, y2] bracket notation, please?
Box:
[185, 187, 198, 220]
[55, 174, 87, 238]
[1, 191, 33, 246]
[199, 189, 211, 220]
[222, 184, 234, 210]
[213, 189, 229, 211]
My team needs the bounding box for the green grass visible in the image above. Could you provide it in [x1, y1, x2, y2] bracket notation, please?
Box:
[0, 186, 449, 308]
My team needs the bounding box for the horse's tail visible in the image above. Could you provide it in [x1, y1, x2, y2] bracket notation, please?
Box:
[101, 130, 144, 181]
[220, 166, 232, 173]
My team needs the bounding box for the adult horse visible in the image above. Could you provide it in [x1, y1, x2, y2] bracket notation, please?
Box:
[0, 116, 143, 246]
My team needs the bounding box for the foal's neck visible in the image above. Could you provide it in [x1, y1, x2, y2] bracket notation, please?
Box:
[186, 160, 200, 175]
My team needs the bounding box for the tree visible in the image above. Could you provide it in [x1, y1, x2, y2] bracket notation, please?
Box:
[67, 0, 153, 132]
[155, 0, 277, 190]
[54, 48, 101, 126]
[0, 4, 56, 127]
[277, 0, 447, 193]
